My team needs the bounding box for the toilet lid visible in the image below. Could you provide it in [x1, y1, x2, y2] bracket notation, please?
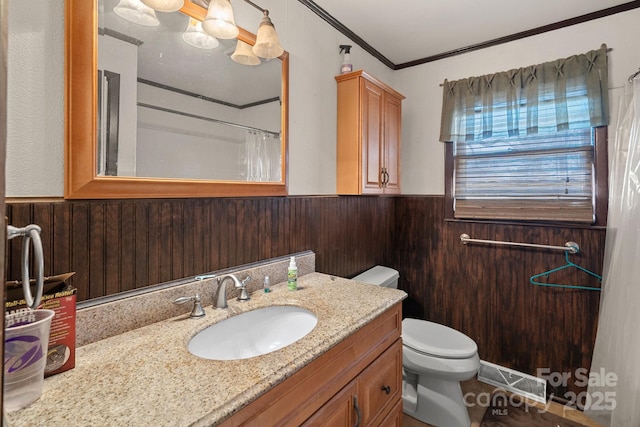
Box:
[402, 319, 477, 359]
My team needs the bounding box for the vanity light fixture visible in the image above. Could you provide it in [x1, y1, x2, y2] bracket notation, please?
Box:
[201, 0, 284, 59]
[252, 9, 284, 59]
[231, 40, 261, 65]
[182, 17, 220, 49]
[113, 0, 160, 26]
[202, 0, 240, 39]
[120, 0, 285, 61]
[140, 0, 185, 12]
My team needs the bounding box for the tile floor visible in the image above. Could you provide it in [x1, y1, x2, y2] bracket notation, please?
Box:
[402, 379, 603, 427]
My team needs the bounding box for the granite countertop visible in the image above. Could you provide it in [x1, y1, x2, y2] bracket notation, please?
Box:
[8, 273, 406, 427]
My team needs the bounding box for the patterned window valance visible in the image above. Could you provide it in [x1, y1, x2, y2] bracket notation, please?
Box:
[439, 45, 609, 142]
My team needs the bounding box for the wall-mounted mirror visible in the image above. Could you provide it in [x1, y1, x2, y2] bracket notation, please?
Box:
[65, 0, 289, 199]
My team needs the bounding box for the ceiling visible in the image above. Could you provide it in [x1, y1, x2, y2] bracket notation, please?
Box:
[307, 0, 638, 68]
[98, 0, 640, 102]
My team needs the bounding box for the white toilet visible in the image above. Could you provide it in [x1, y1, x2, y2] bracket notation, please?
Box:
[352, 266, 480, 427]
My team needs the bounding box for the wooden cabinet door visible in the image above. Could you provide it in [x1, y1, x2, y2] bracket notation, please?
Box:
[361, 78, 384, 194]
[356, 339, 403, 426]
[383, 94, 402, 194]
[304, 340, 402, 427]
[336, 71, 404, 195]
[378, 399, 403, 427]
[302, 380, 357, 427]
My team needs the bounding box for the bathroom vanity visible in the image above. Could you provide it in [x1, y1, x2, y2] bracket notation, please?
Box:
[223, 299, 403, 426]
[7, 272, 406, 426]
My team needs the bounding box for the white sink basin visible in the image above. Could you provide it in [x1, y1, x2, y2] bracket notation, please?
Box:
[188, 306, 318, 360]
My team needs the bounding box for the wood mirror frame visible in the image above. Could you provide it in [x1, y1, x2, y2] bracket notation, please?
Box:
[64, 0, 289, 199]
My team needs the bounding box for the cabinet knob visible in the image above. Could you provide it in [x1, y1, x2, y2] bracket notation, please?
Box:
[381, 385, 391, 395]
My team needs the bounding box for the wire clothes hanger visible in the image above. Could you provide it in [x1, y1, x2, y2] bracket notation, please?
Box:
[529, 250, 602, 292]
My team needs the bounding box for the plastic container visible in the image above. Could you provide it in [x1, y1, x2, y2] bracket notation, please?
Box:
[287, 256, 298, 291]
[4, 309, 55, 412]
[340, 44, 352, 74]
[264, 276, 271, 293]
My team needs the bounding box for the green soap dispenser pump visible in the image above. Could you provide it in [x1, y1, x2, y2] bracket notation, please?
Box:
[287, 256, 298, 291]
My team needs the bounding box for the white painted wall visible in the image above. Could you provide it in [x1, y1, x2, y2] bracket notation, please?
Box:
[136, 82, 245, 180]
[6, 0, 64, 197]
[98, 34, 138, 177]
[135, 87, 281, 180]
[395, 8, 640, 195]
[5, 0, 392, 197]
[6, 2, 640, 197]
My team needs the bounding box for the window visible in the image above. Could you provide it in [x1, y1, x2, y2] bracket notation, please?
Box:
[440, 46, 609, 225]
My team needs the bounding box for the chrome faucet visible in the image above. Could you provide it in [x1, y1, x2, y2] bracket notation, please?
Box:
[197, 273, 251, 309]
[173, 294, 205, 318]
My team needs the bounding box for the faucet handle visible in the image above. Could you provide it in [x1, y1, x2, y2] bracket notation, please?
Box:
[237, 276, 251, 302]
[173, 294, 206, 318]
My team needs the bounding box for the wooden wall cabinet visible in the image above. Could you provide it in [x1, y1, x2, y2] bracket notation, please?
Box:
[336, 70, 405, 195]
[220, 302, 403, 426]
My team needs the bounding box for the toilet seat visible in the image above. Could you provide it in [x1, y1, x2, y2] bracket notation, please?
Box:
[402, 319, 477, 359]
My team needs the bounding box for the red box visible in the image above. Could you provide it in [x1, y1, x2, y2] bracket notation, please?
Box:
[6, 273, 76, 377]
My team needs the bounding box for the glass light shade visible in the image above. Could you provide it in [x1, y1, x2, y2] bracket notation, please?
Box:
[182, 18, 219, 49]
[113, 0, 160, 26]
[252, 11, 284, 59]
[202, 0, 239, 39]
[231, 40, 261, 65]
[140, 0, 184, 12]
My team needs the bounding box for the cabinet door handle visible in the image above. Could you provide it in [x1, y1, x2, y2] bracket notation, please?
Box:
[353, 395, 362, 427]
[380, 168, 389, 187]
[381, 385, 391, 395]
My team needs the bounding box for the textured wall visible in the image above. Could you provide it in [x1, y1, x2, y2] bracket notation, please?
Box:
[6, 195, 605, 399]
[395, 8, 640, 195]
[5, 0, 393, 197]
[394, 196, 605, 398]
[6, 196, 394, 301]
[6, 0, 64, 196]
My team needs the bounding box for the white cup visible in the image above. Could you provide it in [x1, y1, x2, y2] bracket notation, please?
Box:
[4, 309, 55, 412]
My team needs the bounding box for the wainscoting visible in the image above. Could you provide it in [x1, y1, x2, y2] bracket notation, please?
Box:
[394, 196, 605, 398]
[6, 196, 394, 301]
[6, 195, 605, 396]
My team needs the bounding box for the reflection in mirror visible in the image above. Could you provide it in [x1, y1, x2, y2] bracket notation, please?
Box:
[65, 0, 288, 199]
[98, 0, 282, 182]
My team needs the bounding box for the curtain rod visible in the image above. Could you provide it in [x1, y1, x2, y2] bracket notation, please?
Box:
[438, 47, 614, 87]
[137, 103, 280, 137]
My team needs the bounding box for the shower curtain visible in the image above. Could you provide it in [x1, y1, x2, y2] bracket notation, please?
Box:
[245, 130, 281, 182]
[586, 77, 640, 426]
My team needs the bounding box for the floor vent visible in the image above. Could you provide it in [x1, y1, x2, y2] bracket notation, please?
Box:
[477, 360, 547, 404]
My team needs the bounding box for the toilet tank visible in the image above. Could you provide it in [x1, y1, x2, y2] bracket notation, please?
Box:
[352, 266, 399, 289]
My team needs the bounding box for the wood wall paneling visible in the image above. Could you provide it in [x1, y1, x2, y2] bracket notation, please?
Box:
[6, 196, 395, 302]
[5, 195, 604, 398]
[393, 196, 604, 398]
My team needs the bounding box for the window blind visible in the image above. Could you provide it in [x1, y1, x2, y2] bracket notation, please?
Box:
[440, 46, 608, 223]
[454, 128, 595, 222]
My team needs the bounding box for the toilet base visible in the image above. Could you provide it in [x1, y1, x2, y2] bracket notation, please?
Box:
[402, 372, 471, 427]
